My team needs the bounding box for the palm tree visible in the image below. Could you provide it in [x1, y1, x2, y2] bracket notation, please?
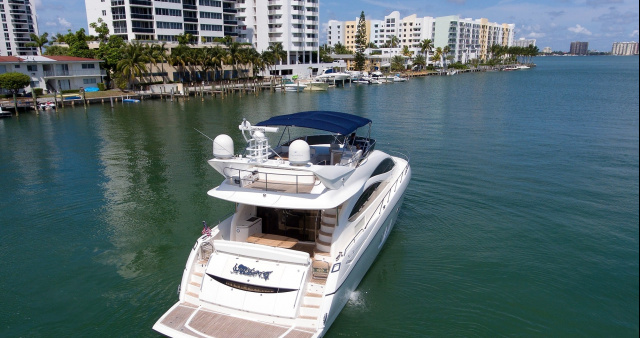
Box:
[432, 47, 443, 68]
[387, 35, 400, 48]
[418, 39, 433, 65]
[116, 41, 149, 90]
[210, 46, 228, 81]
[442, 45, 451, 70]
[226, 42, 243, 79]
[267, 42, 287, 77]
[26, 33, 49, 55]
[412, 54, 426, 71]
[390, 55, 405, 72]
[151, 42, 169, 83]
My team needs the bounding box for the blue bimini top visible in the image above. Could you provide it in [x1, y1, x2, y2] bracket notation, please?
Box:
[256, 111, 372, 136]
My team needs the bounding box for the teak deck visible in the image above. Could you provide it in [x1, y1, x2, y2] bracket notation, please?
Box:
[159, 303, 315, 337]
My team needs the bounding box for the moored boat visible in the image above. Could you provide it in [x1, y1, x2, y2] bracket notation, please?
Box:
[153, 111, 411, 338]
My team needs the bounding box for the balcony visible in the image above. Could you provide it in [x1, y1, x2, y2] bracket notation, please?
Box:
[132, 27, 155, 33]
[223, 8, 237, 13]
[130, 0, 152, 6]
[43, 69, 106, 78]
[224, 20, 237, 25]
[130, 14, 153, 20]
[184, 17, 198, 23]
[183, 4, 197, 10]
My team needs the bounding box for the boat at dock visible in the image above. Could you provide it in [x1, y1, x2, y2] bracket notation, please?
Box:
[283, 83, 307, 92]
[0, 107, 11, 118]
[153, 111, 411, 337]
[305, 81, 330, 91]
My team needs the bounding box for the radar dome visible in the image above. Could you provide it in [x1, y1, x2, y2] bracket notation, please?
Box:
[289, 140, 311, 166]
[213, 134, 234, 159]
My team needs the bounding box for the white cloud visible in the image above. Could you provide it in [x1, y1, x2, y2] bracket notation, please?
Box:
[527, 32, 546, 38]
[631, 30, 639, 37]
[568, 24, 592, 35]
[58, 17, 72, 28]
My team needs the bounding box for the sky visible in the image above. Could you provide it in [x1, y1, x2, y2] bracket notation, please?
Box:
[32, 0, 639, 52]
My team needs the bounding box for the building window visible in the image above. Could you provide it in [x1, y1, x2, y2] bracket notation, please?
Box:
[82, 64, 96, 69]
[27, 65, 37, 71]
[83, 78, 97, 84]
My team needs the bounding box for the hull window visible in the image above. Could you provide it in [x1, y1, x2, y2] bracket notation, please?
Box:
[348, 182, 382, 219]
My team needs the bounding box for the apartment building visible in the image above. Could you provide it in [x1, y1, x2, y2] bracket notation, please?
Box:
[85, 0, 236, 43]
[235, 0, 320, 77]
[569, 41, 588, 55]
[611, 41, 638, 55]
[0, 55, 104, 93]
[326, 11, 514, 64]
[0, 0, 39, 56]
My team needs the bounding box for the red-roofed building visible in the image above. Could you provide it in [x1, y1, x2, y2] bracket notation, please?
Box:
[0, 55, 104, 94]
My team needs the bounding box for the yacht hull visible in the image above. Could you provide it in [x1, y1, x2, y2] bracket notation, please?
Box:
[318, 177, 409, 336]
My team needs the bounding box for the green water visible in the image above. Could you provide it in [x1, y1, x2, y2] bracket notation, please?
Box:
[0, 56, 638, 337]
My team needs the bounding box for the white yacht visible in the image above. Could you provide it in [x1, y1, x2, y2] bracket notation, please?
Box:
[153, 111, 411, 337]
[315, 68, 350, 83]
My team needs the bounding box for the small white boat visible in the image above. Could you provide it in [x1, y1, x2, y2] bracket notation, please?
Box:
[393, 75, 408, 82]
[284, 83, 307, 92]
[0, 107, 11, 118]
[305, 81, 330, 91]
[38, 101, 56, 110]
[153, 111, 411, 338]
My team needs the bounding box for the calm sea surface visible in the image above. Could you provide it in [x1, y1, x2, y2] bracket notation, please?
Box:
[1, 56, 638, 337]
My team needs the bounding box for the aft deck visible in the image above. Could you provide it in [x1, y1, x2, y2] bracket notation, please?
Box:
[157, 303, 315, 338]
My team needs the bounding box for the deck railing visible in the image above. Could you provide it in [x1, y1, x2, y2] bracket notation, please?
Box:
[223, 167, 320, 194]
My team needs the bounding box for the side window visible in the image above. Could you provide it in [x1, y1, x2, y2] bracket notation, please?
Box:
[349, 182, 381, 219]
[370, 158, 395, 177]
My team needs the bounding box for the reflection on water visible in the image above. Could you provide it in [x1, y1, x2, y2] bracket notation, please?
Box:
[0, 56, 637, 337]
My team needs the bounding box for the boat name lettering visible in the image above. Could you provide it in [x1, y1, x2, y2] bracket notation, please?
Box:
[232, 263, 272, 281]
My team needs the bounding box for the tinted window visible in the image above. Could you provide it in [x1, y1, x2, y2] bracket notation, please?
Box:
[370, 158, 395, 177]
[349, 182, 381, 219]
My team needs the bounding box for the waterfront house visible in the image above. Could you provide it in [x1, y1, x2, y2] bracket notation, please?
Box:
[0, 55, 105, 95]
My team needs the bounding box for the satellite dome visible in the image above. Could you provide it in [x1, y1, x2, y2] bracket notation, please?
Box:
[213, 134, 234, 159]
[289, 140, 310, 166]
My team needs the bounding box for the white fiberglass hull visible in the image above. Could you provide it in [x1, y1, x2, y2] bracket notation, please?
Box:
[317, 169, 410, 336]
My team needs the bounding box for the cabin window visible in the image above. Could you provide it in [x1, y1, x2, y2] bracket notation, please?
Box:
[370, 158, 395, 177]
[349, 182, 381, 219]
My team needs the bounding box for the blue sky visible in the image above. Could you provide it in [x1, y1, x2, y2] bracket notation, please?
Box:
[33, 0, 639, 51]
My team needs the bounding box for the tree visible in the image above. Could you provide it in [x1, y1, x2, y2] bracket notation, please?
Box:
[267, 42, 287, 66]
[94, 35, 126, 88]
[333, 42, 352, 55]
[390, 55, 405, 72]
[354, 11, 367, 71]
[116, 41, 149, 90]
[418, 39, 433, 64]
[43, 45, 70, 56]
[64, 28, 94, 58]
[319, 44, 333, 63]
[150, 42, 169, 83]
[26, 33, 49, 55]
[386, 35, 400, 48]
[412, 54, 426, 70]
[0, 72, 31, 115]
[89, 18, 110, 43]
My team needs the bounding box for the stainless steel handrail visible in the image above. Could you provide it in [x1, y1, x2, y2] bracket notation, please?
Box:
[222, 167, 320, 193]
